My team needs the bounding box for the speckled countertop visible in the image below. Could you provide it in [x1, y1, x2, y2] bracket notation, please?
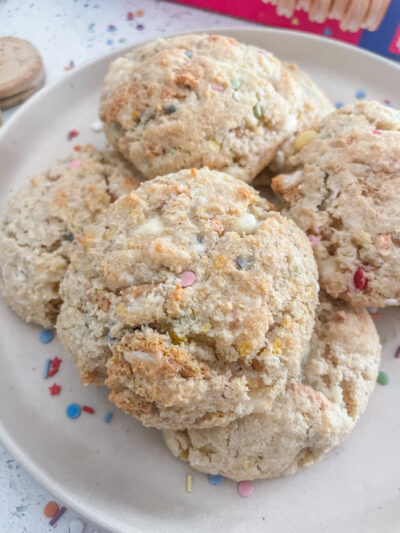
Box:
[0, 1, 252, 531]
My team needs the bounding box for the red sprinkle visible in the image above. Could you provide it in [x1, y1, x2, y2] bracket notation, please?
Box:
[67, 130, 79, 141]
[49, 383, 61, 396]
[73, 144, 81, 151]
[354, 267, 368, 291]
[395, 346, 400, 359]
[51, 357, 62, 368]
[373, 129, 382, 135]
[82, 405, 95, 414]
[48, 357, 62, 377]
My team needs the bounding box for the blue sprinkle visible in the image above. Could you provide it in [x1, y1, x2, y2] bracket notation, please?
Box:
[335, 101, 344, 109]
[104, 412, 113, 423]
[107, 330, 115, 342]
[43, 358, 51, 379]
[184, 50, 192, 59]
[106, 39, 113, 46]
[66, 232, 74, 242]
[136, 24, 144, 31]
[39, 329, 54, 344]
[209, 474, 224, 486]
[66, 403, 81, 420]
[323, 28, 332, 36]
[355, 89, 366, 99]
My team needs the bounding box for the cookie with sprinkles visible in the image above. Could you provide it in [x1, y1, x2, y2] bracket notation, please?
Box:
[272, 101, 400, 307]
[164, 292, 381, 480]
[99, 33, 332, 183]
[57, 168, 318, 429]
[0, 145, 141, 327]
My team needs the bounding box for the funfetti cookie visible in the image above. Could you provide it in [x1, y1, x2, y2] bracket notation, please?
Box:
[0, 146, 141, 327]
[57, 168, 318, 428]
[164, 292, 381, 481]
[99, 34, 332, 183]
[272, 101, 400, 307]
[0, 37, 44, 99]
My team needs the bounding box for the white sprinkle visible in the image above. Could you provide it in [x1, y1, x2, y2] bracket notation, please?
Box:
[232, 213, 258, 235]
[91, 120, 103, 132]
[384, 298, 398, 306]
[193, 240, 206, 254]
[68, 519, 85, 533]
[233, 92, 241, 102]
[129, 350, 154, 361]
[134, 217, 164, 235]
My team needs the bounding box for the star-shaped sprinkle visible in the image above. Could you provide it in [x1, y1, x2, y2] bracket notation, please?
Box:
[49, 383, 61, 396]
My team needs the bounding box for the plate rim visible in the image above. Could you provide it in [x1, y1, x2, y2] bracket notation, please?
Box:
[0, 25, 399, 533]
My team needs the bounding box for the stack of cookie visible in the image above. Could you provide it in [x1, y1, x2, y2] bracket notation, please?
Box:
[0, 37, 45, 125]
[2, 34, 397, 482]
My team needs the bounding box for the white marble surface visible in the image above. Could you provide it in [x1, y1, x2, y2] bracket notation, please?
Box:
[0, 1, 252, 531]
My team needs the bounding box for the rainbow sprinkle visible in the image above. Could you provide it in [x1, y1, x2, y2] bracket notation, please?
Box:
[186, 474, 193, 493]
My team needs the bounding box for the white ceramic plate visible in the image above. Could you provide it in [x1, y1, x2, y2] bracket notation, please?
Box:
[0, 28, 400, 533]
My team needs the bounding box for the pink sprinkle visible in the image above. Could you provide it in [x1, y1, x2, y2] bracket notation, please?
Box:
[127, 11, 134, 20]
[179, 271, 196, 288]
[307, 234, 319, 247]
[237, 480, 254, 498]
[354, 267, 368, 291]
[373, 129, 382, 135]
[211, 83, 224, 92]
[395, 346, 400, 359]
[67, 159, 81, 169]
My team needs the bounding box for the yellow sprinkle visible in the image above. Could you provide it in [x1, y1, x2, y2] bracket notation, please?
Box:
[247, 377, 256, 387]
[272, 338, 283, 354]
[105, 230, 114, 239]
[239, 341, 251, 357]
[200, 324, 211, 333]
[351, 230, 371, 246]
[131, 109, 139, 120]
[207, 139, 220, 152]
[116, 302, 126, 314]
[169, 331, 188, 345]
[214, 254, 228, 269]
[186, 474, 193, 493]
[282, 316, 292, 327]
[294, 129, 317, 151]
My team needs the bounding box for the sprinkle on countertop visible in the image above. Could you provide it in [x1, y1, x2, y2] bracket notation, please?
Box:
[377, 371, 389, 386]
[237, 480, 254, 498]
[49, 383, 61, 396]
[66, 403, 82, 419]
[209, 474, 224, 486]
[39, 329, 54, 344]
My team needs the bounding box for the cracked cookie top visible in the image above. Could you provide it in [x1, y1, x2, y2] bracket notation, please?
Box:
[57, 167, 318, 429]
[164, 292, 381, 480]
[272, 101, 400, 307]
[100, 33, 332, 183]
[0, 145, 141, 326]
